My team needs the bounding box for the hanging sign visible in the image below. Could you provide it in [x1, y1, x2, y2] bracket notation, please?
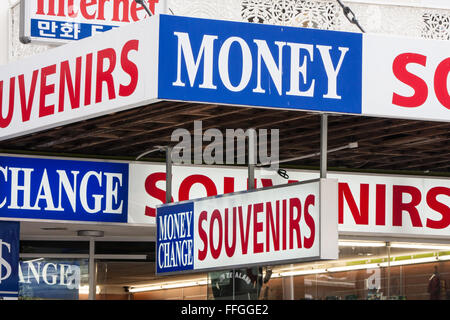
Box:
[157, 15, 363, 115]
[0, 155, 129, 223]
[2, 14, 450, 142]
[0, 221, 20, 300]
[20, 0, 167, 44]
[155, 179, 338, 274]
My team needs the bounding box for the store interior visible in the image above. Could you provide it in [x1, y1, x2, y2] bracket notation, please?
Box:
[18, 238, 450, 300]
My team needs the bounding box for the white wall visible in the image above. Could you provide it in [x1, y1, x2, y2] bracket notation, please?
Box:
[0, 1, 11, 66]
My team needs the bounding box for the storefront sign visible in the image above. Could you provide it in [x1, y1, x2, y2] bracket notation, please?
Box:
[0, 156, 129, 223]
[363, 34, 450, 122]
[158, 15, 363, 115]
[129, 162, 450, 240]
[0, 154, 447, 240]
[337, 174, 450, 239]
[20, 0, 166, 44]
[19, 259, 81, 300]
[0, 17, 159, 141]
[156, 179, 339, 274]
[157, 14, 450, 122]
[1, 14, 449, 142]
[0, 221, 20, 300]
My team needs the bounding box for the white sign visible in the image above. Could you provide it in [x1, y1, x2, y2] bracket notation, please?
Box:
[2, 15, 450, 143]
[156, 179, 338, 274]
[20, 0, 167, 44]
[0, 17, 159, 141]
[129, 162, 450, 240]
[363, 34, 450, 122]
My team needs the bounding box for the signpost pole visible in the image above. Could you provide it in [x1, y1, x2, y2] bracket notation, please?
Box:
[166, 146, 173, 204]
[88, 237, 96, 300]
[320, 114, 328, 179]
[248, 128, 256, 190]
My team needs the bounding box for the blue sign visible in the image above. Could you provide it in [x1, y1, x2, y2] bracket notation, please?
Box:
[0, 221, 20, 299]
[19, 259, 82, 300]
[31, 18, 118, 41]
[156, 202, 194, 274]
[158, 15, 363, 114]
[0, 156, 129, 223]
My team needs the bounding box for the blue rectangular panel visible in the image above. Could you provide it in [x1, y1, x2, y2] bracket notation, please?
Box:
[158, 15, 363, 114]
[156, 202, 194, 274]
[19, 259, 81, 300]
[0, 156, 128, 223]
[31, 18, 118, 41]
[0, 221, 20, 298]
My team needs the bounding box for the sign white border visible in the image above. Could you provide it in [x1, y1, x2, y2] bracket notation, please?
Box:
[155, 178, 338, 275]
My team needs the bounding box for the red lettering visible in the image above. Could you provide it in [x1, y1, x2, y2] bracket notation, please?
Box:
[148, 0, 159, 13]
[392, 185, 423, 227]
[144, 172, 173, 217]
[289, 198, 302, 249]
[178, 174, 217, 201]
[238, 205, 252, 255]
[266, 201, 280, 252]
[303, 195, 315, 249]
[57, 0, 65, 17]
[18, 70, 39, 122]
[426, 187, 450, 229]
[112, 0, 130, 22]
[80, 0, 97, 19]
[97, 0, 110, 20]
[224, 208, 237, 257]
[392, 53, 428, 108]
[0, 78, 15, 128]
[210, 209, 223, 259]
[261, 179, 273, 188]
[48, 0, 56, 16]
[39, 64, 56, 118]
[376, 184, 386, 226]
[282, 199, 287, 250]
[96, 48, 116, 104]
[253, 203, 264, 253]
[338, 183, 369, 225]
[36, 0, 45, 14]
[68, 0, 78, 17]
[197, 211, 208, 261]
[84, 53, 93, 106]
[434, 58, 450, 109]
[119, 39, 139, 97]
[130, 1, 145, 21]
[224, 177, 235, 194]
[59, 58, 82, 112]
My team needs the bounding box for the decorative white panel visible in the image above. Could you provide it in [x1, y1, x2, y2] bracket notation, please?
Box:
[422, 10, 450, 40]
[9, 2, 53, 63]
[241, 0, 341, 29]
[168, 0, 242, 22]
[8, 0, 450, 62]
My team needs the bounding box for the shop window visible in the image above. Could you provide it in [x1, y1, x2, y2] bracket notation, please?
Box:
[19, 258, 89, 300]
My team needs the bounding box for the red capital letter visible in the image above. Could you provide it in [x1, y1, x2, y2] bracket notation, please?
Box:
[392, 53, 428, 108]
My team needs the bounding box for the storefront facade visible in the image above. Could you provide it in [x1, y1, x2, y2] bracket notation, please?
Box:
[0, 0, 449, 301]
[0, 153, 448, 300]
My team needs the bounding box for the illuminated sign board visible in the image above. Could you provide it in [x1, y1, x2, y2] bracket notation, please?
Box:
[155, 179, 339, 274]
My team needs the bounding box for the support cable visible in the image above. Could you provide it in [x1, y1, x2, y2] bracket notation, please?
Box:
[336, 0, 366, 33]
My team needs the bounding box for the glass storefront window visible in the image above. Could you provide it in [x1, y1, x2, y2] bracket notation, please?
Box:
[17, 240, 450, 300]
[19, 258, 89, 300]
